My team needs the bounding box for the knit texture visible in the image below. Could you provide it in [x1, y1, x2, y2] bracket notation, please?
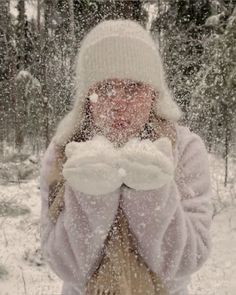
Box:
[53, 19, 182, 146]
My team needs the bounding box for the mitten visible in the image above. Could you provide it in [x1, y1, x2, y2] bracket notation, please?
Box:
[62, 135, 124, 196]
[119, 137, 175, 190]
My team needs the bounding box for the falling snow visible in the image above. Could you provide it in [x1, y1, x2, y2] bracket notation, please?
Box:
[0, 1, 235, 295]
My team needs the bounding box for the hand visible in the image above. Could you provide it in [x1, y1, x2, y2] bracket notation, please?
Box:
[62, 135, 123, 196]
[119, 137, 175, 190]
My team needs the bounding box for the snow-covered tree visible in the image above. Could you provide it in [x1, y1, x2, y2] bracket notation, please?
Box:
[190, 6, 236, 185]
[16, 0, 28, 69]
[13, 70, 43, 150]
[150, 0, 212, 121]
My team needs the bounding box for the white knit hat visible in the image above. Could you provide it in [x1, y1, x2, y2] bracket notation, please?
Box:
[54, 19, 182, 145]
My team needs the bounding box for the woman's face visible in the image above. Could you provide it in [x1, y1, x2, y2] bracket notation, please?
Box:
[87, 78, 156, 144]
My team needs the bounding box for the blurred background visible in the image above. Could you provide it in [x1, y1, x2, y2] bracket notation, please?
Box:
[0, 0, 235, 181]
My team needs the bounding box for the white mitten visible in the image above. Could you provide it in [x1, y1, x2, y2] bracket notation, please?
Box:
[62, 135, 124, 196]
[119, 137, 175, 190]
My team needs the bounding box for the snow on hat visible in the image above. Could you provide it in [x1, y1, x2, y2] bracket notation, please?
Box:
[53, 19, 182, 145]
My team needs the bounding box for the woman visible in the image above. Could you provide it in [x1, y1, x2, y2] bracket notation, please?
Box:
[39, 19, 213, 295]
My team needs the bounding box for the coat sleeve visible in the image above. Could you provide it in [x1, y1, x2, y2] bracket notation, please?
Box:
[39, 138, 121, 288]
[121, 127, 213, 284]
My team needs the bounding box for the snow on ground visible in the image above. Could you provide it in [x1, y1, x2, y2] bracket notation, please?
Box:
[190, 205, 236, 295]
[0, 177, 62, 295]
[0, 153, 235, 295]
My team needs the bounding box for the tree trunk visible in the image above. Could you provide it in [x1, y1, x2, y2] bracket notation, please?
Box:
[224, 115, 230, 187]
[68, 0, 75, 44]
[41, 0, 52, 147]
[0, 0, 10, 155]
[37, 0, 41, 32]
[68, 0, 76, 72]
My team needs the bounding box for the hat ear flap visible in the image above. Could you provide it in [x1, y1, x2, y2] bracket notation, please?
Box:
[153, 87, 183, 122]
[53, 111, 76, 146]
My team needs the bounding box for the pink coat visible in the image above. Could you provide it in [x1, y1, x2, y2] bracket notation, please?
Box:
[39, 124, 213, 295]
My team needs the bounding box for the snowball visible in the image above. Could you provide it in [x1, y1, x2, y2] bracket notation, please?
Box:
[89, 92, 98, 103]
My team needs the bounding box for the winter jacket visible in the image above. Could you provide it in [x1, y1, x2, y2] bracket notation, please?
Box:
[39, 124, 213, 295]
[84, 200, 167, 295]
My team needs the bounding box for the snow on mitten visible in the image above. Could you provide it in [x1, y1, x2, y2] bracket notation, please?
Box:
[120, 137, 175, 190]
[62, 135, 124, 196]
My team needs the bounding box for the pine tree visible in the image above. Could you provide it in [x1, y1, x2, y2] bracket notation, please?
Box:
[190, 6, 236, 185]
[16, 0, 28, 70]
[150, 0, 212, 120]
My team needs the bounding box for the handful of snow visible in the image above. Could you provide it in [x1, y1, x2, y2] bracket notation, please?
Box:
[62, 135, 174, 195]
[62, 135, 123, 195]
[119, 137, 174, 190]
